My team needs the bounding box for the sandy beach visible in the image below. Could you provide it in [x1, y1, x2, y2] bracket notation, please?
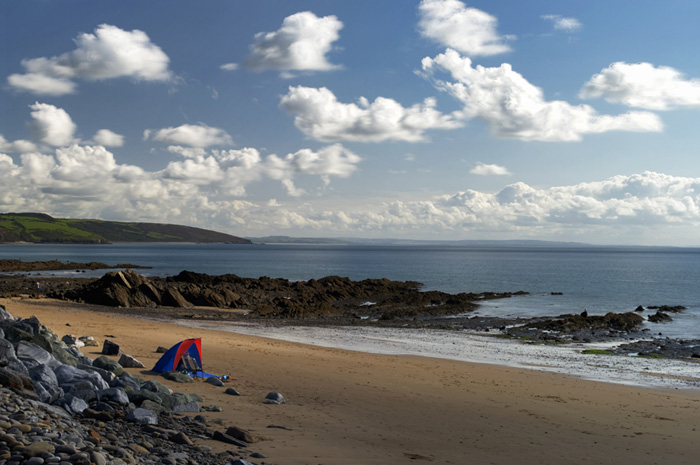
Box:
[3, 296, 700, 465]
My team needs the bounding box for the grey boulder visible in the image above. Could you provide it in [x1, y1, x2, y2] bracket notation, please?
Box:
[97, 387, 130, 406]
[126, 408, 158, 425]
[264, 392, 286, 404]
[101, 339, 121, 356]
[54, 364, 109, 391]
[117, 353, 145, 369]
[16, 341, 61, 371]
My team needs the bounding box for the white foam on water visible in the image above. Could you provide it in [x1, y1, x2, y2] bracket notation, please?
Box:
[178, 320, 700, 390]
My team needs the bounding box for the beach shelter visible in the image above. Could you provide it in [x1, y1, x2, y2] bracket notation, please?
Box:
[152, 338, 213, 378]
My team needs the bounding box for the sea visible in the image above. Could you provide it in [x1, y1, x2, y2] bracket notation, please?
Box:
[2, 242, 700, 339]
[4, 242, 700, 388]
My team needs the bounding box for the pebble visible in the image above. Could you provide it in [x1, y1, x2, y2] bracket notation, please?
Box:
[0, 387, 271, 465]
[0, 310, 274, 465]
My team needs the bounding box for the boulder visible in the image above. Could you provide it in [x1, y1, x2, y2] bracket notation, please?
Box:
[54, 364, 109, 391]
[92, 356, 124, 376]
[648, 311, 673, 323]
[0, 305, 15, 321]
[141, 380, 172, 394]
[110, 374, 140, 391]
[16, 341, 61, 371]
[161, 371, 193, 383]
[212, 431, 247, 447]
[58, 394, 88, 415]
[125, 408, 158, 425]
[127, 389, 163, 406]
[224, 387, 241, 396]
[97, 387, 130, 406]
[204, 376, 224, 387]
[118, 353, 145, 369]
[67, 346, 92, 365]
[264, 392, 285, 404]
[33, 380, 64, 404]
[139, 399, 169, 415]
[79, 336, 98, 347]
[32, 335, 78, 367]
[225, 426, 265, 444]
[171, 431, 193, 446]
[172, 401, 199, 413]
[0, 337, 18, 367]
[66, 388, 97, 403]
[28, 363, 59, 386]
[61, 334, 84, 348]
[28, 364, 63, 403]
[0, 366, 34, 393]
[101, 339, 121, 356]
[78, 363, 116, 384]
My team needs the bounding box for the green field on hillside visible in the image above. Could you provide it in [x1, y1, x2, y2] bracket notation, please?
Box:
[0, 213, 250, 244]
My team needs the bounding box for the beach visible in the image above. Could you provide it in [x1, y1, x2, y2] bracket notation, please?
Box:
[3, 296, 700, 465]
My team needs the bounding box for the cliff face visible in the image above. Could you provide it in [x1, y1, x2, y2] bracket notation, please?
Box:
[0, 213, 251, 244]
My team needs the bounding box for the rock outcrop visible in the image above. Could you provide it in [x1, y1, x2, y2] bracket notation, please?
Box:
[53, 269, 523, 321]
[506, 312, 645, 342]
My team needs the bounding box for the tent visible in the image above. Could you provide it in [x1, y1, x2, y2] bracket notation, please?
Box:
[152, 338, 217, 379]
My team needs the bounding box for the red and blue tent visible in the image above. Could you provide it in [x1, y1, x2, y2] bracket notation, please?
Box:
[152, 338, 217, 378]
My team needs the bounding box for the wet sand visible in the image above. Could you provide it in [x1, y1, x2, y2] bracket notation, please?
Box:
[3, 297, 700, 465]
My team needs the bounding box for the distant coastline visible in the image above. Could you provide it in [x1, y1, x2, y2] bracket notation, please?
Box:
[246, 235, 698, 250]
[0, 212, 250, 244]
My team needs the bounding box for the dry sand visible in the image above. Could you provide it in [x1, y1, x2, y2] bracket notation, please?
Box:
[3, 297, 700, 465]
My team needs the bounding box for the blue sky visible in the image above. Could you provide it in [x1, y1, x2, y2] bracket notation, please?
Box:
[2, 0, 700, 245]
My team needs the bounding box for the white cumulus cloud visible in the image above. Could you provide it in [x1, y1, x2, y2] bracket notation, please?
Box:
[265, 144, 361, 196]
[93, 129, 124, 147]
[580, 62, 700, 110]
[0, 135, 38, 153]
[470, 162, 510, 176]
[7, 24, 172, 96]
[541, 15, 582, 32]
[2, 140, 700, 244]
[280, 86, 463, 142]
[418, 0, 512, 56]
[145, 124, 234, 148]
[245, 11, 343, 73]
[29, 102, 77, 147]
[6, 73, 77, 96]
[421, 49, 663, 141]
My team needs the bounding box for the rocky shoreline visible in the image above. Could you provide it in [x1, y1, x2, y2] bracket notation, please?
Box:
[0, 304, 278, 465]
[1, 262, 699, 361]
[43, 269, 525, 322]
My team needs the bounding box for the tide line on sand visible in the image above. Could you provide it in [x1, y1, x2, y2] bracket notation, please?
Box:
[178, 320, 700, 390]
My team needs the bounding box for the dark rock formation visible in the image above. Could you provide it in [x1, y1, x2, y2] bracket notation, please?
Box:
[52, 269, 523, 321]
[101, 339, 121, 355]
[612, 338, 700, 359]
[648, 305, 687, 313]
[506, 312, 645, 342]
[647, 310, 673, 323]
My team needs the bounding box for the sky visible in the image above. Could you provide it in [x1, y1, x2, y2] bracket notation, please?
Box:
[1, 0, 700, 246]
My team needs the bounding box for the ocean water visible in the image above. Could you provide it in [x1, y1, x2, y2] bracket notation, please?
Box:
[2, 243, 700, 338]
